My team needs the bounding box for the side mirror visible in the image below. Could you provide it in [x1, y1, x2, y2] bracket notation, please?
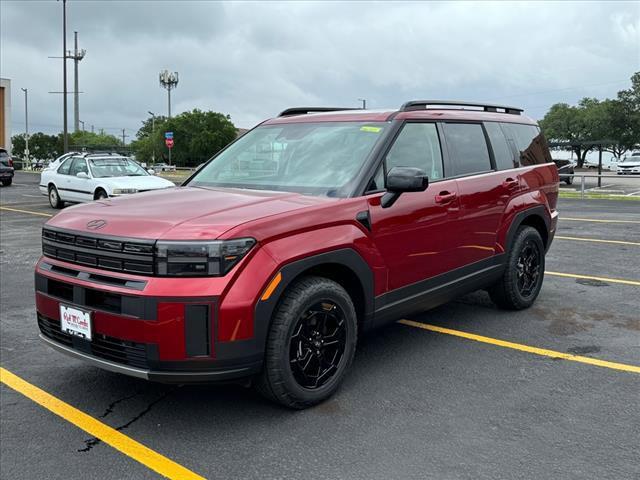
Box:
[381, 167, 428, 208]
[76, 171, 89, 179]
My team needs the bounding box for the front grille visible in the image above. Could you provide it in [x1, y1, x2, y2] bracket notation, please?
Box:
[42, 227, 155, 275]
[38, 314, 151, 369]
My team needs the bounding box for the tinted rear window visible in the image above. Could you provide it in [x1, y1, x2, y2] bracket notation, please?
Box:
[484, 122, 515, 171]
[443, 123, 491, 176]
[502, 123, 551, 166]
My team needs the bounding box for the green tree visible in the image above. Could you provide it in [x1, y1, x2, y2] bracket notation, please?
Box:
[11, 132, 62, 160]
[132, 109, 237, 167]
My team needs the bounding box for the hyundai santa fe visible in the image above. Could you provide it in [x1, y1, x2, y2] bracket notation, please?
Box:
[35, 100, 559, 408]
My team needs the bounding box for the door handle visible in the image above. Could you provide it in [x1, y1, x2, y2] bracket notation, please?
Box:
[435, 191, 457, 204]
[502, 177, 519, 189]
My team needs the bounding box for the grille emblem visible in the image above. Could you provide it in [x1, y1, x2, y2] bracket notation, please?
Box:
[86, 219, 107, 230]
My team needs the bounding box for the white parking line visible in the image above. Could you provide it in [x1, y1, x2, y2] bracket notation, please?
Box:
[626, 190, 640, 197]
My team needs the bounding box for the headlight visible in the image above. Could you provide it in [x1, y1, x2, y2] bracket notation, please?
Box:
[112, 188, 138, 195]
[155, 238, 256, 276]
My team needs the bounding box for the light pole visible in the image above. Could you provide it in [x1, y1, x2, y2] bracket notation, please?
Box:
[79, 120, 85, 131]
[71, 31, 86, 132]
[358, 98, 367, 109]
[21, 88, 29, 168]
[148, 111, 156, 164]
[61, 0, 69, 152]
[159, 70, 178, 118]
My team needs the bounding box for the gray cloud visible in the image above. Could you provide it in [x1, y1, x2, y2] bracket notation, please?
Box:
[2, 0, 639, 140]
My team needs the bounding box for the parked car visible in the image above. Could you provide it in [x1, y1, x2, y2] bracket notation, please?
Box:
[39, 153, 175, 208]
[34, 101, 558, 408]
[0, 148, 14, 186]
[553, 159, 575, 184]
[153, 162, 176, 172]
[584, 156, 619, 171]
[616, 152, 640, 175]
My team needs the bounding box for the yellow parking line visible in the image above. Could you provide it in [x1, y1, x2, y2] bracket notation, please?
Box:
[0, 206, 53, 217]
[555, 235, 640, 246]
[562, 217, 640, 224]
[398, 320, 640, 374]
[0, 367, 205, 480]
[545, 271, 640, 286]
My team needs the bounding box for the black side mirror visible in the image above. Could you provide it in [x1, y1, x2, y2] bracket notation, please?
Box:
[381, 167, 428, 208]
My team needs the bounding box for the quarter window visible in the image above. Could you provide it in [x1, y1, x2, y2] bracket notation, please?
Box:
[385, 123, 444, 180]
[443, 123, 492, 176]
[485, 122, 516, 170]
[502, 123, 552, 166]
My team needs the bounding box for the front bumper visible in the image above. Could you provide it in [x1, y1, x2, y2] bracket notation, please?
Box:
[35, 256, 271, 383]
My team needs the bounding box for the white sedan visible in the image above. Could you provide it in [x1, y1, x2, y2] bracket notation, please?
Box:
[40, 154, 175, 208]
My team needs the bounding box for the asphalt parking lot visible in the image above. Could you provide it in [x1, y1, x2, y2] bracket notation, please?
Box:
[1, 172, 639, 480]
[559, 171, 640, 196]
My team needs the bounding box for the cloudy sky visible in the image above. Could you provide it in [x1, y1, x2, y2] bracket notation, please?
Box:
[1, 1, 639, 141]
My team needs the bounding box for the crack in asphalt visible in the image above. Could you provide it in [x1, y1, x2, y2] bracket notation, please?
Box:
[78, 387, 179, 453]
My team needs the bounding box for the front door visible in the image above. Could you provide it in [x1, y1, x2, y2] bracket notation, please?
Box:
[367, 122, 463, 293]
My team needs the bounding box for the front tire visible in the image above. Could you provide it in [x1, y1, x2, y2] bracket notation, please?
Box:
[565, 176, 573, 185]
[48, 185, 64, 209]
[1, 178, 11, 186]
[489, 226, 545, 310]
[95, 189, 108, 200]
[256, 276, 358, 409]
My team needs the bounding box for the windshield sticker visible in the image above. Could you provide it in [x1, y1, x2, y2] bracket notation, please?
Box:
[360, 126, 382, 133]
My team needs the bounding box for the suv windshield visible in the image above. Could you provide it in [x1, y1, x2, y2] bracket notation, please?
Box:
[89, 158, 148, 178]
[188, 122, 388, 196]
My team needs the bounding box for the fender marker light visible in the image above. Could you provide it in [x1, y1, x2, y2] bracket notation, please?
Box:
[261, 272, 282, 301]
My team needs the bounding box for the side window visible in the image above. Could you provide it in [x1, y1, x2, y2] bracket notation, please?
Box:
[502, 123, 552, 166]
[385, 123, 444, 180]
[69, 158, 88, 176]
[57, 158, 73, 175]
[443, 123, 492, 176]
[485, 122, 516, 170]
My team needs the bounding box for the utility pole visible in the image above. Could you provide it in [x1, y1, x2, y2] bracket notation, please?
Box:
[148, 111, 156, 164]
[70, 31, 86, 132]
[159, 70, 179, 118]
[358, 98, 367, 109]
[121, 129, 129, 146]
[91, 124, 94, 133]
[21, 88, 29, 167]
[62, 0, 68, 152]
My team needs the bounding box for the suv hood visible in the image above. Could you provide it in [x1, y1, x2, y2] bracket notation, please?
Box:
[47, 186, 333, 240]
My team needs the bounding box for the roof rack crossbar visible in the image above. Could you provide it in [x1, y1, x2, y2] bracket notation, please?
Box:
[278, 107, 361, 117]
[400, 100, 523, 115]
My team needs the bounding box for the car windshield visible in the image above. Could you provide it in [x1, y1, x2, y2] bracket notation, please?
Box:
[188, 121, 388, 196]
[88, 157, 148, 178]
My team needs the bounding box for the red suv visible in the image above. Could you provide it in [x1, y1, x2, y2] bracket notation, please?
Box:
[35, 101, 558, 408]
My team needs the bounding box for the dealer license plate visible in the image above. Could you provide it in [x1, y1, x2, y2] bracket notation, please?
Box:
[60, 304, 92, 341]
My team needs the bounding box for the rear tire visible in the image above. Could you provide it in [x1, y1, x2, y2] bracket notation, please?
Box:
[565, 176, 573, 185]
[48, 185, 64, 209]
[256, 276, 358, 409]
[1, 178, 11, 186]
[489, 226, 545, 310]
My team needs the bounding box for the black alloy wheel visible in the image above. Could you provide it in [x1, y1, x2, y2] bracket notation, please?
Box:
[516, 240, 541, 298]
[289, 300, 347, 390]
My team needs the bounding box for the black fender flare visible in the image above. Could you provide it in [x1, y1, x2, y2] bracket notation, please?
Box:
[253, 248, 375, 350]
[504, 206, 551, 254]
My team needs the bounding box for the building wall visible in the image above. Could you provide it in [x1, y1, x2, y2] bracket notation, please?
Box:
[0, 78, 11, 153]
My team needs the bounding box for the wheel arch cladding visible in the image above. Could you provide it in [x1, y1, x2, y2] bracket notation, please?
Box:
[505, 206, 550, 253]
[254, 248, 375, 350]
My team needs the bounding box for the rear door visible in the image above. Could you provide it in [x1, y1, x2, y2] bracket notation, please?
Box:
[442, 122, 519, 266]
[367, 122, 462, 292]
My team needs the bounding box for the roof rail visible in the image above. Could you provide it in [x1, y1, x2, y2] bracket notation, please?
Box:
[83, 152, 120, 157]
[400, 100, 523, 115]
[278, 107, 361, 117]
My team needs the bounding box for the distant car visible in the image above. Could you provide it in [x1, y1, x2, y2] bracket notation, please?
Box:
[616, 152, 640, 175]
[553, 159, 575, 184]
[584, 156, 619, 171]
[153, 162, 176, 172]
[0, 148, 14, 186]
[39, 153, 175, 208]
